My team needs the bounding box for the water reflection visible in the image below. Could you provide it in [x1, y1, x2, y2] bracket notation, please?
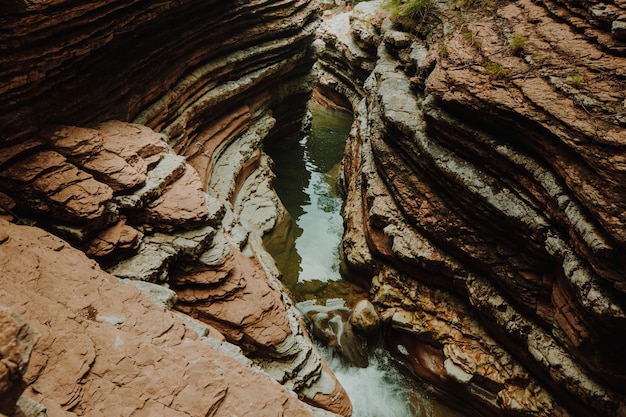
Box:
[264, 100, 466, 417]
[264, 100, 352, 290]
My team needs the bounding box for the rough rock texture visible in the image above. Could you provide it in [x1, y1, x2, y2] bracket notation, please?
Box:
[318, 1, 626, 417]
[0, 306, 38, 416]
[0, 219, 324, 417]
[0, 0, 352, 415]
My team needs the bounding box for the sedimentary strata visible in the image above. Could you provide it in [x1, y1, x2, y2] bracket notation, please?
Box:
[0, 0, 352, 415]
[318, 1, 625, 416]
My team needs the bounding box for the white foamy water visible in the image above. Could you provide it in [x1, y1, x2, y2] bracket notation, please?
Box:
[319, 344, 435, 417]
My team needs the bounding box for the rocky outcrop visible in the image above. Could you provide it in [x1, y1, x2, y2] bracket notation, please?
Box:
[0, 0, 353, 415]
[0, 219, 329, 417]
[318, 1, 626, 416]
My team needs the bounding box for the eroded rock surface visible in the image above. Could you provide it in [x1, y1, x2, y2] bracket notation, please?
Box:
[318, 1, 626, 416]
[0, 0, 352, 415]
[0, 305, 38, 416]
[0, 219, 324, 417]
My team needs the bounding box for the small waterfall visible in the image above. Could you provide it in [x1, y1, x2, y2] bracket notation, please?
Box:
[264, 100, 465, 417]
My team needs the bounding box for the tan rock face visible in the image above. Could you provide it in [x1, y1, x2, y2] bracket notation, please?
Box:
[319, 1, 626, 416]
[0, 306, 38, 416]
[0, 219, 319, 417]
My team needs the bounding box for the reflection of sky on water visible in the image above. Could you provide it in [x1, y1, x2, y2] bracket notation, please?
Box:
[296, 137, 344, 282]
[264, 101, 352, 286]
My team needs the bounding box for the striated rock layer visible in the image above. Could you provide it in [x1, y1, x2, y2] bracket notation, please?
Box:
[318, 1, 625, 417]
[0, 0, 352, 416]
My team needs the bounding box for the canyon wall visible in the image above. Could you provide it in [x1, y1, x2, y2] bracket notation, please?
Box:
[318, 1, 626, 416]
[0, 1, 352, 416]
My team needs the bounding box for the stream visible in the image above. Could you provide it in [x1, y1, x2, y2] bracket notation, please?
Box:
[264, 101, 465, 417]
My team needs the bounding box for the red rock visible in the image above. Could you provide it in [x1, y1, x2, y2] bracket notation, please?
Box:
[0, 306, 38, 416]
[0, 219, 316, 417]
[86, 218, 143, 257]
[95, 121, 167, 168]
[48, 125, 147, 191]
[145, 165, 209, 231]
[174, 246, 291, 349]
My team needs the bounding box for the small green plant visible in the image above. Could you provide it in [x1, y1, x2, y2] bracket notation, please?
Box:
[455, 0, 494, 10]
[462, 26, 482, 50]
[509, 33, 527, 56]
[567, 69, 583, 86]
[400, 0, 433, 19]
[483, 60, 507, 79]
[385, 0, 433, 23]
[438, 42, 448, 58]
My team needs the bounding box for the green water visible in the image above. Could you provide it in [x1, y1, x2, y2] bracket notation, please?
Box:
[264, 100, 367, 304]
[264, 100, 467, 417]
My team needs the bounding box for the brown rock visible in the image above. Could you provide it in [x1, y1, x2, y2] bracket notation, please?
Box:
[349, 299, 380, 336]
[48, 125, 147, 191]
[95, 121, 167, 168]
[0, 306, 38, 416]
[0, 219, 316, 416]
[86, 218, 143, 257]
[174, 246, 291, 350]
[145, 164, 209, 231]
[0, 150, 113, 222]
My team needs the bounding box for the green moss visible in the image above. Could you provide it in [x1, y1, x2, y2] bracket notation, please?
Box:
[438, 42, 448, 57]
[567, 69, 583, 86]
[483, 60, 507, 78]
[509, 33, 527, 56]
[385, 0, 433, 23]
[462, 26, 482, 50]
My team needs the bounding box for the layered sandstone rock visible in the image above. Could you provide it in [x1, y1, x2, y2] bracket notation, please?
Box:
[318, 1, 626, 416]
[0, 0, 352, 415]
[0, 219, 330, 417]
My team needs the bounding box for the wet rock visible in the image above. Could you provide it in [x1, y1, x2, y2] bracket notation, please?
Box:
[350, 299, 380, 336]
[298, 299, 369, 368]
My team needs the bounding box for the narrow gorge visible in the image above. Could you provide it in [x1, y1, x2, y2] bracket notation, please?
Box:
[0, 0, 625, 417]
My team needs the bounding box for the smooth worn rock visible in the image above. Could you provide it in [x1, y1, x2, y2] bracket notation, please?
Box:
[349, 299, 380, 336]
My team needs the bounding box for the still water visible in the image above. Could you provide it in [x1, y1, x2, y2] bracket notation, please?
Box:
[264, 100, 464, 417]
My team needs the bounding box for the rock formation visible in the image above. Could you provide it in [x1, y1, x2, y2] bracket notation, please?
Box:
[0, 0, 352, 416]
[317, 1, 626, 416]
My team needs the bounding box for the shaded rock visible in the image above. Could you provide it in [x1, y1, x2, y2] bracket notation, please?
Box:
[86, 218, 143, 257]
[0, 307, 38, 416]
[0, 150, 113, 222]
